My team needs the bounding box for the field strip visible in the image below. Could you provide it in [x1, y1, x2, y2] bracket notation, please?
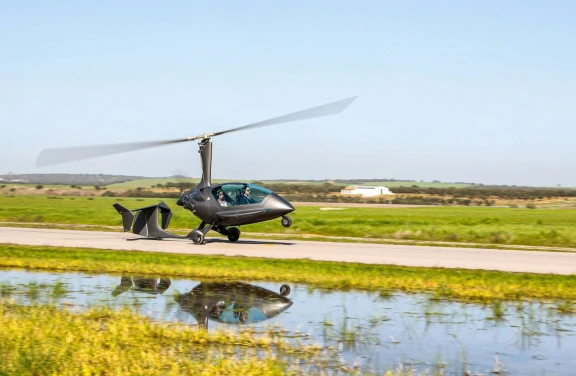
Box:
[1, 221, 575, 253]
[2, 227, 576, 274]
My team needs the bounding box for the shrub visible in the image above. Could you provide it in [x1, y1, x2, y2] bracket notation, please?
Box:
[101, 191, 116, 197]
[526, 203, 537, 209]
[35, 185, 43, 190]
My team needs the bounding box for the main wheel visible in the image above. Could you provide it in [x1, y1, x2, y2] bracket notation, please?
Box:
[227, 227, 240, 242]
[279, 284, 291, 297]
[281, 216, 292, 228]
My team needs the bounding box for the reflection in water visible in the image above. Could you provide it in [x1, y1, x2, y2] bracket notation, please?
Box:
[178, 282, 293, 330]
[3, 268, 576, 375]
[112, 276, 293, 330]
[112, 276, 172, 297]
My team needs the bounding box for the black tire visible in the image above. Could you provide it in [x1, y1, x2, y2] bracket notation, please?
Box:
[281, 216, 292, 228]
[279, 284, 291, 297]
[192, 233, 204, 245]
[227, 227, 240, 242]
[187, 229, 205, 245]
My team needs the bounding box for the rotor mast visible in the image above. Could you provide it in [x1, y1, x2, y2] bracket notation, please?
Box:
[197, 138, 212, 189]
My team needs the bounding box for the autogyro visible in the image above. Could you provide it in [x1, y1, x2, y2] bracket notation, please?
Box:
[37, 97, 356, 244]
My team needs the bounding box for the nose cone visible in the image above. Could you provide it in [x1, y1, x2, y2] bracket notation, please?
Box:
[261, 299, 293, 318]
[267, 194, 295, 217]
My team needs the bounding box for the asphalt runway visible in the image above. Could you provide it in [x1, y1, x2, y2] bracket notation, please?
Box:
[1, 227, 575, 275]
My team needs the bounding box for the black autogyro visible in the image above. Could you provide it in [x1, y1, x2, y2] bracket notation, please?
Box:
[37, 97, 356, 244]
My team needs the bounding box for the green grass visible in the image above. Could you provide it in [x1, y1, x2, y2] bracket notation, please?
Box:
[1, 244, 576, 301]
[1, 195, 576, 248]
[0, 301, 317, 376]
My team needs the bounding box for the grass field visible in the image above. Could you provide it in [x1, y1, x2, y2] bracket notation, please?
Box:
[1, 195, 575, 248]
[0, 301, 316, 375]
[2, 244, 576, 301]
[1, 246, 575, 376]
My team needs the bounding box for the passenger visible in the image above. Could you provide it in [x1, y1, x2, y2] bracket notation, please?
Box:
[217, 190, 228, 207]
[239, 185, 255, 204]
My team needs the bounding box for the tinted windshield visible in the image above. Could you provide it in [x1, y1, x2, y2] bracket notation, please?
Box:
[212, 184, 272, 206]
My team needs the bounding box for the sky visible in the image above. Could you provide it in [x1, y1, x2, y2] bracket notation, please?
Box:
[1, 1, 575, 186]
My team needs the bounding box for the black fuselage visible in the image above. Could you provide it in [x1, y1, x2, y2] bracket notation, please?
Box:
[178, 182, 294, 226]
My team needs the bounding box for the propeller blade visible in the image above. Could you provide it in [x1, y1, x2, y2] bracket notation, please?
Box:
[36, 138, 188, 167]
[213, 96, 357, 137]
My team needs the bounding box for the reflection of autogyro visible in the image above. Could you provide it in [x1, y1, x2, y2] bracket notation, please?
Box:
[177, 282, 293, 330]
[37, 97, 356, 245]
[111, 276, 171, 297]
[110, 277, 293, 330]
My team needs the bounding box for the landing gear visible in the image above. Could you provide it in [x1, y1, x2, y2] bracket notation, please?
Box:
[281, 215, 292, 228]
[188, 229, 205, 245]
[188, 221, 215, 245]
[279, 284, 291, 297]
[227, 227, 241, 242]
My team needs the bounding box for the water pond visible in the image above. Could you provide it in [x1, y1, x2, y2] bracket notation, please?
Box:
[1, 268, 575, 375]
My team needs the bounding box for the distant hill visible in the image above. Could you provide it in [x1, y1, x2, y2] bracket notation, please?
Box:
[0, 173, 153, 186]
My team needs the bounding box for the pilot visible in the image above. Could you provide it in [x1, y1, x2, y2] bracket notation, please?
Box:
[239, 185, 255, 205]
[216, 190, 228, 207]
[233, 310, 248, 323]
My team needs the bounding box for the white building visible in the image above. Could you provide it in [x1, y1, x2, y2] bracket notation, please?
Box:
[340, 186, 394, 197]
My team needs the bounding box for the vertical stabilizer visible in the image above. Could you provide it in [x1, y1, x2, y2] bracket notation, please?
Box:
[113, 203, 134, 232]
[113, 202, 184, 239]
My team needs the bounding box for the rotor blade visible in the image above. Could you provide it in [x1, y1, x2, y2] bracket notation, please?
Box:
[36, 96, 357, 167]
[36, 138, 189, 167]
[212, 96, 357, 137]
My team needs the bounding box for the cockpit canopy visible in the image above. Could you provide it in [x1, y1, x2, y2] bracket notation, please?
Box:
[212, 183, 272, 206]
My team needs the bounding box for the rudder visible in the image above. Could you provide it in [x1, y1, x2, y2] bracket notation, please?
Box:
[113, 203, 134, 232]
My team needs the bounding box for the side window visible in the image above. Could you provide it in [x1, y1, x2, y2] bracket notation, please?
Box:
[235, 184, 271, 205]
[212, 186, 235, 207]
[246, 184, 272, 203]
[214, 184, 272, 206]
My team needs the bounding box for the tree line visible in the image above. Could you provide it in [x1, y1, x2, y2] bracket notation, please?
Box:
[390, 186, 576, 200]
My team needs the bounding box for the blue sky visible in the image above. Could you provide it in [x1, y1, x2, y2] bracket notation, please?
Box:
[1, 1, 575, 186]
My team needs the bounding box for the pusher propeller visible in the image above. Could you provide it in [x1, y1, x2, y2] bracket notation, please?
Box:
[36, 96, 356, 167]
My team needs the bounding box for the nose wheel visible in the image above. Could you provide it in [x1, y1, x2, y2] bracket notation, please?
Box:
[279, 284, 291, 296]
[281, 216, 292, 228]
